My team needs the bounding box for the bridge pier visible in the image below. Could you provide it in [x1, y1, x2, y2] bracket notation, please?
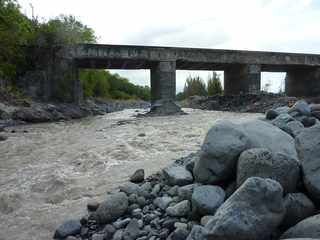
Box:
[285, 68, 320, 97]
[150, 61, 182, 115]
[224, 64, 261, 95]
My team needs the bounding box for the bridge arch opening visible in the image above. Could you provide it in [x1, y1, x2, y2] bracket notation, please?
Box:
[261, 72, 286, 93]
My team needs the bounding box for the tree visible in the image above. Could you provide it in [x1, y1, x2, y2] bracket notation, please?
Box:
[207, 72, 223, 95]
[183, 76, 207, 97]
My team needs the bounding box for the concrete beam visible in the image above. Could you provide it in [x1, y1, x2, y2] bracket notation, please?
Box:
[224, 64, 261, 95]
[285, 68, 320, 97]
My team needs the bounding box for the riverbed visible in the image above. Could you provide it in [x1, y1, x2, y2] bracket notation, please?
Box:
[0, 108, 261, 240]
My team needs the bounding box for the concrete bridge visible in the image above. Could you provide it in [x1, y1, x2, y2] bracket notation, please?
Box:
[49, 44, 320, 113]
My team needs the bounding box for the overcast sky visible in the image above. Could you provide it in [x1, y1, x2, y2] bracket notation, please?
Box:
[19, 0, 320, 93]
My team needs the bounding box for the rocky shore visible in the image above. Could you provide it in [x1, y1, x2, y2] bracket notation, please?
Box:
[53, 100, 320, 240]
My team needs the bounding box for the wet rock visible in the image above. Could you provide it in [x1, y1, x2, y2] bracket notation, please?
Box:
[300, 116, 317, 127]
[166, 200, 191, 217]
[87, 201, 100, 212]
[96, 192, 128, 224]
[289, 100, 311, 116]
[123, 219, 140, 240]
[281, 193, 316, 230]
[281, 214, 320, 239]
[295, 124, 320, 202]
[272, 113, 295, 130]
[0, 135, 8, 141]
[266, 109, 279, 120]
[92, 233, 104, 240]
[112, 229, 124, 240]
[285, 121, 304, 137]
[130, 169, 145, 183]
[167, 228, 189, 240]
[113, 218, 131, 229]
[163, 165, 193, 186]
[191, 185, 225, 217]
[177, 184, 199, 201]
[119, 182, 141, 196]
[205, 177, 285, 240]
[53, 219, 81, 239]
[237, 148, 300, 193]
[200, 215, 214, 226]
[193, 120, 251, 184]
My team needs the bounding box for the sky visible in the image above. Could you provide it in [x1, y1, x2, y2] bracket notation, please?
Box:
[18, 0, 320, 93]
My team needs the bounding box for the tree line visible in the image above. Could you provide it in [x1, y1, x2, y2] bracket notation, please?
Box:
[0, 0, 150, 101]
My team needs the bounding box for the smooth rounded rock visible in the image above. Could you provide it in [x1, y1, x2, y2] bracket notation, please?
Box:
[205, 177, 285, 240]
[237, 148, 300, 193]
[166, 200, 191, 217]
[95, 192, 128, 224]
[191, 185, 225, 217]
[53, 219, 81, 239]
[130, 169, 145, 183]
[163, 165, 193, 186]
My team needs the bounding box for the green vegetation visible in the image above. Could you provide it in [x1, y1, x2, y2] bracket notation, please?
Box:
[0, 0, 150, 101]
[177, 72, 223, 100]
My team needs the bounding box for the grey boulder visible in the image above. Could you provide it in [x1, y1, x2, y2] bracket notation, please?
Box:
[295, 124, 320, 203]
[166, 200, 191, 217]
[53, 219, 81, 239]
[237, 148, 300, 193]
[281, 193, 316, 230]
[130, 169, 145, 183]
[281, 214, 320, 239]
[163, 165, 193, 186]
[186, 225, 206, 240]
[191, 185, 225, 217]
[289, 100, 311, 116]
[95, 192, 128, 224]
[205, 177, 285, 240]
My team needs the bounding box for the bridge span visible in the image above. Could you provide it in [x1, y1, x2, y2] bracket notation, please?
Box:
[47, 44, 320, 113]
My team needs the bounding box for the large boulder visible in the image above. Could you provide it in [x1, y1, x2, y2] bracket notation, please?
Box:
[281, 193, 316, 230]
[191, 185, 225, 217]
[281, 214, 320, 239]
[289, 100, 311, 116]
[95, 192, 128, 224]
[193, 120, 251, 184]
[53, 219, 81, 239]
[205, 177, 285, 240]
[237, 148, 300, 193]
[295, 124, 320, 203]
[194, 120, 297, 184]
[163, 165, 193, 186]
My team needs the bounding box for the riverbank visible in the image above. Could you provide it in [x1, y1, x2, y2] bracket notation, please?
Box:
[0, 108, 261, 240]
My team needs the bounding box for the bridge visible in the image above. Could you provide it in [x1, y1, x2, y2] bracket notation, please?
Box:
[47, 44, 320, 113]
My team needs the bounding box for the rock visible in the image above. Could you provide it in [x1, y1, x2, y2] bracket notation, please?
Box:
[53, 219, 81, 239]
[123, 219, 140, 240]
[295, 124, 320, 203]
[237, 148, 300, 193]
[194, 120, 297, 184]
[113, 218, 131, 229]
[186, 225, 206, 240]
[167, 228, 190, 240]
[87, 201, 100, 211]
[191, 185, 225, 217]
[300, 116, 317, 127]
[178, 184, 199, 201]
[193, 120, 251, 184]
[130, 169, 145, 183]
[163, 165, 193, 186]
[166, 200, 191, 217]
[275, 106, 291, 115]
[272, 113, 295, 129]
[153, 196, 173, 210]
[92, 233, 104, 240]
[266, 109, 279, 120]
[200, 215, 214, 226]
[225, 181, 237, 199]
[205, 177, 285, 240]
[281, 193, 316, 230]
[281, 214, 320, 239]
[112, 229, 124, 240]
[96, 192, 128, 224]
[285, 121, 305, 137]
[289, 100, 311, 116]
[119, 182, 141, 196]
[0, 135, 8, 141]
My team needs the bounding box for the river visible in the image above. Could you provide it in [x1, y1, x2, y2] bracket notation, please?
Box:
[0, 108, 261, 240]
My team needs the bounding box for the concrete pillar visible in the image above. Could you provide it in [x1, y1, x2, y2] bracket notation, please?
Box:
[150, 61, 182, 115]
[285, 67, 320, 97]
[224, 64, 261, 95]
[71, 62, 83, 104]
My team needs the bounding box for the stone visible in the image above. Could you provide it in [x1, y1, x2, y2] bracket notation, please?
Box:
[205, 177, 285, 240]
[193, 120, 251, 184]
[300, 116, 317, 127]
[153, 196, 173, 210]
[186, 225, 206, 240]
[92, 233, 104, 240]
[130, 169, 145, 183]
[285, 121, 304, 137]
[123, 219, 140, 240]
[289, 100, 311, 116]
[177, 184, 199, 201]
[266, 109, 279, 120]
[87, 201, 100, 211]
[119, 182, 141, 196]
[200, 215, 214, 226]
[191, 185, 225, 217]
[0, 135, 8, 141]
[272, 113, 295, 130]
[281, 193, 316, 230]
[281, 214, 320, 239]
[96, 192, 128, 224]
[112, 229, 124, 240]
[166, 200, 191, 217]
[237, 148, 300, 193]
[274, 106, 291, 115]
[295, 124, 320, 203]
[53, 219, 81, 239]
[163, 165, 193, 186]
[167, 228, 190, 240]
[194, 119, 297, 184]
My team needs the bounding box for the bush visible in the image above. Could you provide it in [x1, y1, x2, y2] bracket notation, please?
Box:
[207, 72, 223, 96]
[184, 76, 207, 97]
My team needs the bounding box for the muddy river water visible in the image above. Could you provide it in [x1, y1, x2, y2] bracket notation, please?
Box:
[0, 108, 261, 240]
